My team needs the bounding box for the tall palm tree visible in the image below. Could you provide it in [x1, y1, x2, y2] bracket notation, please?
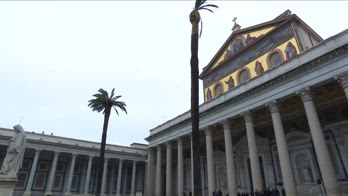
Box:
[88, 88, 127, 196]
[189, 1, 217, 196]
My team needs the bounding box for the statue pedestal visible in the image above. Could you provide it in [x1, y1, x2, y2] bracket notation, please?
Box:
[0, 176, 17, 196]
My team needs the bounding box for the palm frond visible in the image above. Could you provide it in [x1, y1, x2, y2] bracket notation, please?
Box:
[89, 88, 127, 116]
[192, 1, 218, 38]
[200, 19, 203, 37]
[199, 7, 215, 13]
[199, 4, 218, 9]
[110, 88, 115, 99]
[195, 0, 206, 9]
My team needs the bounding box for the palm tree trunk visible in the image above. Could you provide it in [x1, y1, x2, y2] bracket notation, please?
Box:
[190, 10, 202, 196]
[96, 106, 111, 196]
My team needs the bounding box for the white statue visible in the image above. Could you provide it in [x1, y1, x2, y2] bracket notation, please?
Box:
[0, 125, 27, 177]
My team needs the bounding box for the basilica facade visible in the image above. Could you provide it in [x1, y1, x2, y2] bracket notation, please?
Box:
[145, 10, 348, 196]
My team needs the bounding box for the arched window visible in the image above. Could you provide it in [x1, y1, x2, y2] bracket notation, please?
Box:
[214, 83, 224, 97]
[206, 88, 212, 101]
[285, 42, 297, 60]
[268, 51, 283, 68]
[238, 69, 250, 84]
[255, 61, 264, 76]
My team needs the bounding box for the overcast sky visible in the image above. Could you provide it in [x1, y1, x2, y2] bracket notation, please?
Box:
[1, 1, 347, 146]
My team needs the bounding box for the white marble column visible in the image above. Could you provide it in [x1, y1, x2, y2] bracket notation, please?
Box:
[155, 145, 162, 196]
[205, 127, 215, 196]
[23, 149, 40, 196]
[177, 137, 184, 196]
[100, 158, 109, 195]
[131, 161, 137, 196]
[336, 71, 348, 101]
[242, 111, 263, 192]
[84, 156, 94, 195]
[146, 149, 155, 196]
[267, 101, 297, 196]
[116, 159, 123, 196]
[297, 87, 341, 195]
[222, 121, 238, 196]
[166, 142, 173, 196]
[65, 153, 78, 195]
[45, 151, 60, 196]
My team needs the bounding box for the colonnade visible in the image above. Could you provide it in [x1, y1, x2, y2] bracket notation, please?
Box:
[146, 72, 348, 196]
[20, 149, 141, 196]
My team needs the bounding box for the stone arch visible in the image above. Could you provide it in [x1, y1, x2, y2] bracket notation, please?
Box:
[267, 49, 284, 69]
[237, 67, 251, 85]
[214, 82, 224, 97]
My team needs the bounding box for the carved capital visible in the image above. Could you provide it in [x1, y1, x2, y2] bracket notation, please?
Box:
[166, 142, 172, 148]
[204, 127, 213, 136]
[53, 151, 60, 157]
[88, 155, 94, 161]
[221, 119, 231, 130]
[156, 145, 162, 151]
[241, 111, 253, 123]
[71, 153, 78, 158]
[296, 87, 312, 102]
[176, 137, 183, 145]
[266, 100, 280, 113]
[335, 71, 348, 89]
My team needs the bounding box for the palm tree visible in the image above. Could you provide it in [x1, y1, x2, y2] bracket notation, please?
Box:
[189, 1, 217, 195]
[88, 88, 127, 196]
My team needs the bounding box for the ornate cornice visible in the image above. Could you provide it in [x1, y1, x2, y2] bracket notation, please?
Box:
[296, 87, 312, 103]
[335, 71, 348, 89]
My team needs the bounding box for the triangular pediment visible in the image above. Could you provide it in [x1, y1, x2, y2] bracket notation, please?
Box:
[200, 11, 295, 78]
[213, 26, 276, 70]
